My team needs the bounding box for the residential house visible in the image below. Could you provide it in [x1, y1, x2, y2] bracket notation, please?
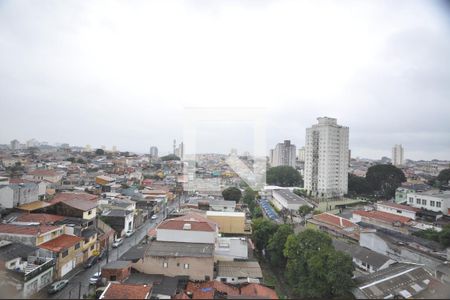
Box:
[101, 209, 134, 238]
[99, 282, 152, 299]
[216, 261, 263, 284]
[17, 200, 52, 213]
[332, 239, 396, 273]
[157, 212, 218, 244]
[359, 228, 448, 273]
[38, 234, 84, 278]
[0, 223, 64, 247]
[307, 212, 360, 241]
[0, 183, 39, 209]
[50, 192, 98, 205]
[176, 281, 278, 299]
[0, 240, 55, 298]
[131, 241, 214, 281]
[24, 169, 64, 184]
[51, 198, 97, 220]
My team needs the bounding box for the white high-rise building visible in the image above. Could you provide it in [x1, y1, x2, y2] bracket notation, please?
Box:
[10, 139, 20, 150]
[270, 140, 296, 167]
[298, 147, 305, 162]
[392, 144, 404, 166]
[304, 117, 349, 198]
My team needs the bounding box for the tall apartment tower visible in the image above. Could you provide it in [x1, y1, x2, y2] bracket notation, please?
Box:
[304, 117, 349, 198]
[392, 144, 404, 166]
[270, 140, 296, 167]
[150, 146, 158, 158]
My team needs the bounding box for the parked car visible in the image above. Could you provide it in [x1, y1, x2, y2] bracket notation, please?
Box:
[125, 230, 135, 237]
[89, 272, 102, 285]
[84, 255, 98, 269]
[48, 280, 69, 294]
[98, 248, 106, 260]
[112, 238, 123, 248]
[151, 214, 158, 220]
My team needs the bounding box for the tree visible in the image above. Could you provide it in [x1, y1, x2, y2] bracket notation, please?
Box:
[252, 218, 279, 252]
[348, 173, 372, 196]
[267, 224, 294, 268]
[266, 166, 303, 187]
[222, 187, 242, 201]
[298, 205, 314, 226]
[439, 225, 450, 247]
[437, 168, 450, 186]
[95, 148, 105, 156]
[160, 154, 180, 161]
[366, 164, 406, 199]
[283, 229, 354, 298]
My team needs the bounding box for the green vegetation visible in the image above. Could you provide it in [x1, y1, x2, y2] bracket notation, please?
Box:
[251, 218, 279, 252]
[284, 230, 354, 298]
[160, 154, 180, 161]
[412, 224, 450, 247]
[222, 187, 242, 201]
[242, 187, 262, 218]
[252, 221, 355, 299]
[298, 205, 314, 226]
[267, 224, 294, 268]
[365, 164, 406, 199]
[266, 166, 303, 187]
[429, 168, 450, 188]
[348, 173, 372, 196]
[95, 148, 105, 155]
[293, 189, 307, 197]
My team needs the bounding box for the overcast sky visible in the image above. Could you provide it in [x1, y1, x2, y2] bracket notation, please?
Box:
[1, 0, 449, 160]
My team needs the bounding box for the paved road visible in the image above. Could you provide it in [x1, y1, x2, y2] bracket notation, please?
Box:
[37, 199, 180, 299]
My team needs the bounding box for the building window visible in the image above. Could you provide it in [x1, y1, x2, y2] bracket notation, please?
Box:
[430, 201, 435, 207]
[422, 199, 427, 205]
[416, 199, 420, 204]
[75, 243, 80, 250]
[9, 261, 16, 268]
[61, 250, 69, 258]
[409, 198, 413, 203]
[184, 264, 189, 269]
[110, 275, 117, 281]
[88, 210, 92, 215]
[436, 202, 441, 208]
[163, 262, 168, 268]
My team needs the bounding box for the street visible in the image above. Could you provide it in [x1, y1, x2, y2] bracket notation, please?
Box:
[35, 198, 181, 299]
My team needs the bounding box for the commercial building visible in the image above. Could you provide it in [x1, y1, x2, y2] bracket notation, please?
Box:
[271, 189, 314, 211]
[149, 146, 158, 159]
[304, 117, 349, 198]
[375, 202, 419, 220]
[407, 190, 450, 216]
[297, 147, 305, 162]
[392, 144, 404, 166]
[270, 140, 296, 167]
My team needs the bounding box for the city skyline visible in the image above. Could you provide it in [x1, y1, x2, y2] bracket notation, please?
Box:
[1, 1, 450, 160]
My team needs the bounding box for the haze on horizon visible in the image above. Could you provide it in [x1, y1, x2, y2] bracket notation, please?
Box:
[1, 0, 450, 160]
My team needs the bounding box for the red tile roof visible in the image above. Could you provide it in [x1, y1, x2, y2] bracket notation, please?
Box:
[50, 192, 98, 204]
[16, 213, 65, 224]
[0, 223, 61, 236]
[185, 281, 239, 299]
[158, 212, 217, 232]
[377, 201, 420, 212]
[313, 212, 356, 229]
[101, 283, 152, 299]
[38, 234, 83, 252]
[353, 210, 411, 224]
[240, 283, 278, 299]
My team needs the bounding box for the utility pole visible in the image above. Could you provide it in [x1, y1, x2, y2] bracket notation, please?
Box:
[78, 282, 82, 299]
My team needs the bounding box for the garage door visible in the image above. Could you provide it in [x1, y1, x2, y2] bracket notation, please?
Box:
[61, 259, 75, 277]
